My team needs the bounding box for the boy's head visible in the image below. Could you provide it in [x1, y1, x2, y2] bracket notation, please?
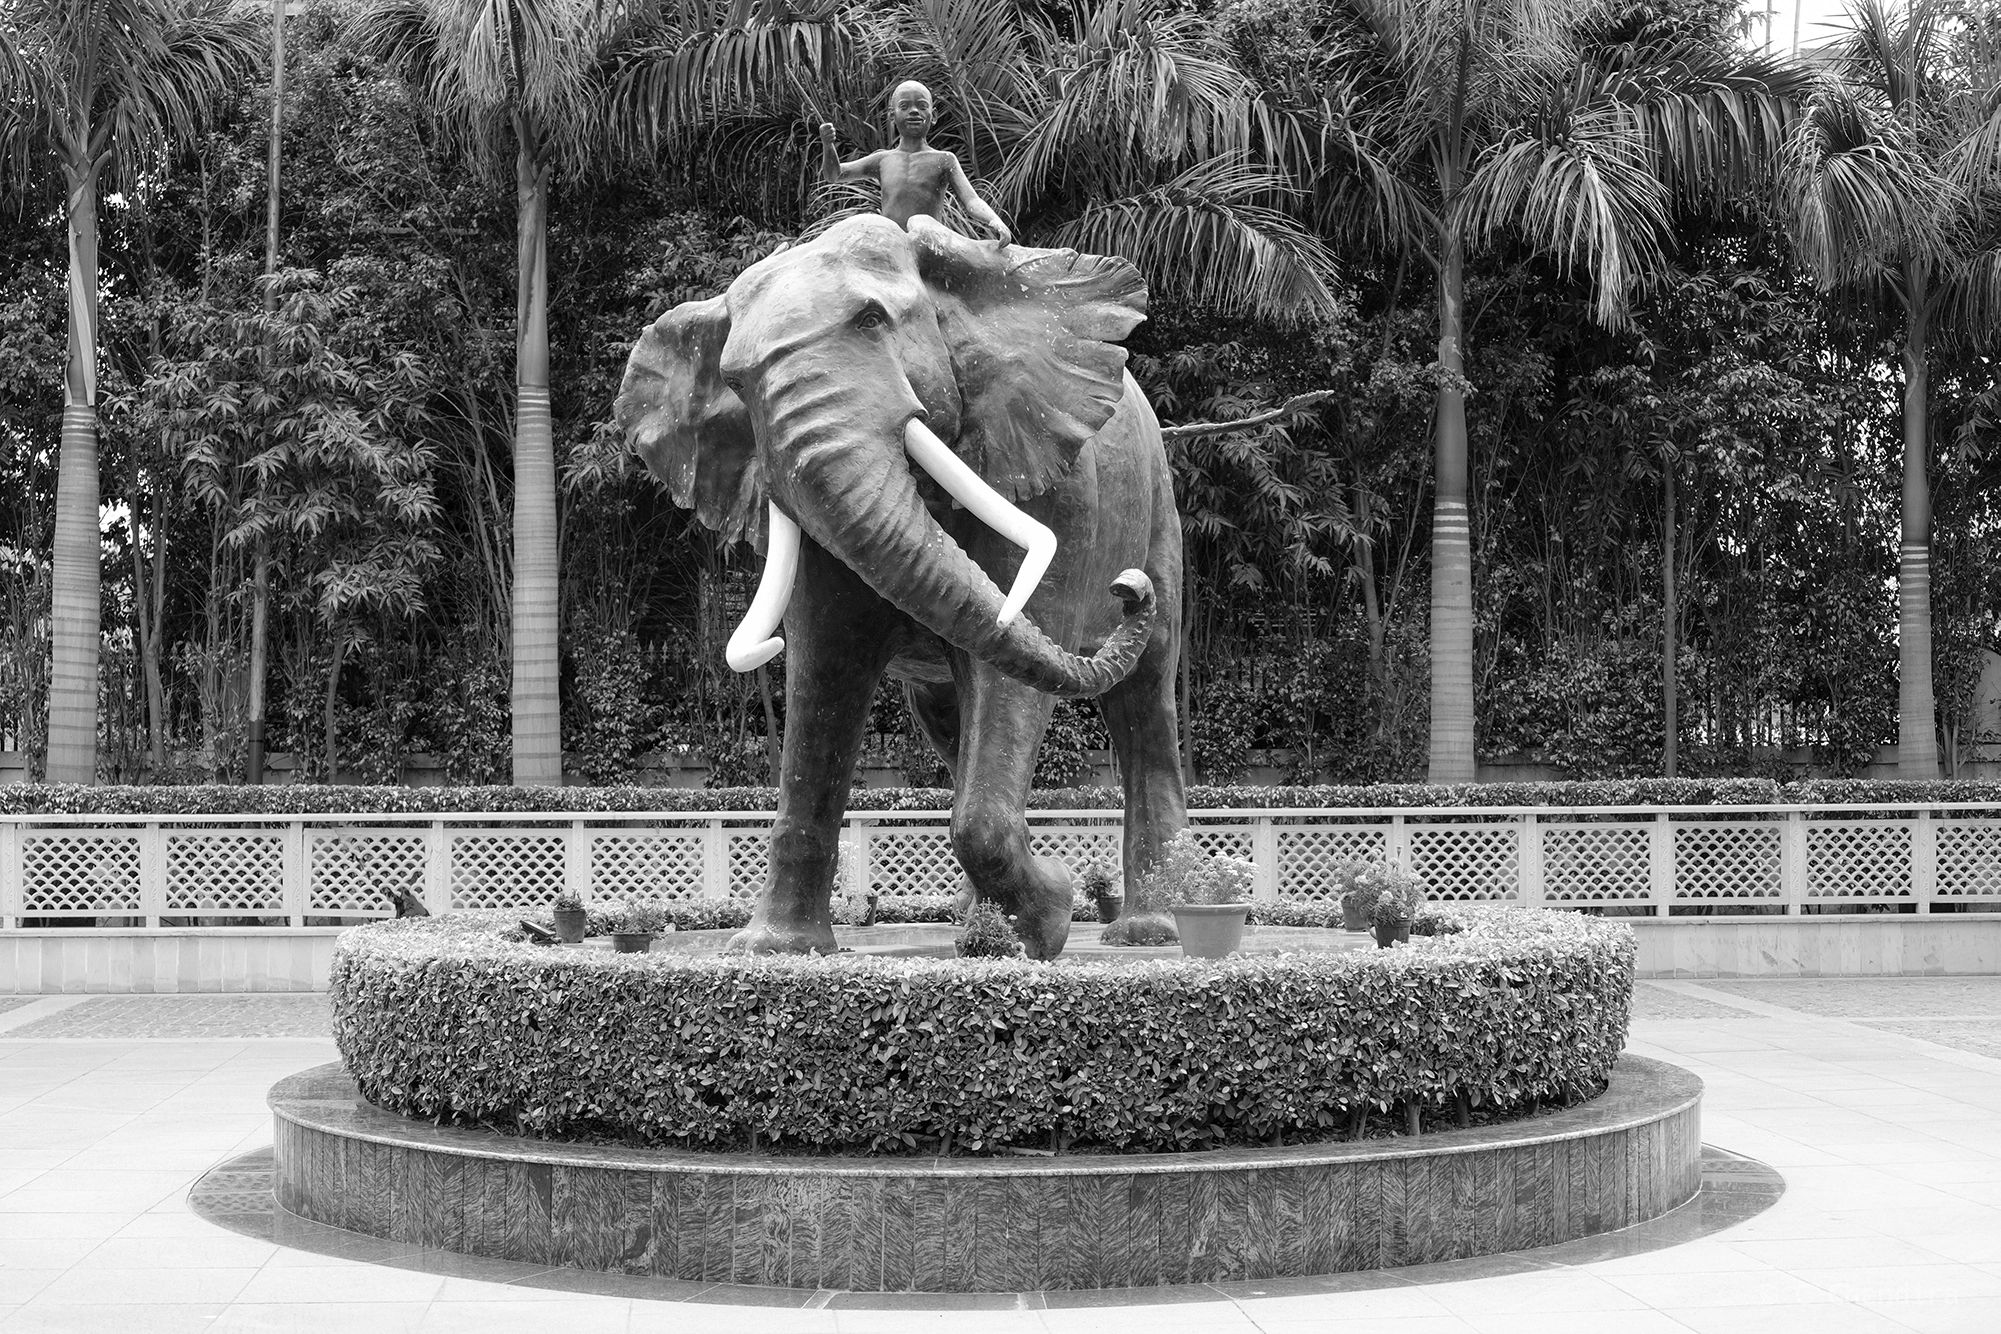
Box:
[887, 80, 935, 139]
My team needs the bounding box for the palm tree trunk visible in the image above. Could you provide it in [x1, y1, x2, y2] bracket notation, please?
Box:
[248, 0, 287, 786]
[1427, 227, 1475, 783]
[1662, 463, 1677, 779]
[510, 131, 562, 785]
[48, 165, 103, 784]
[1897, 277, 1939, 779]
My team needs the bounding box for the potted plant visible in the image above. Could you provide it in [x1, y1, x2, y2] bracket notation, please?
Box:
[552, 889, 587, 944]
[611, 899, 666, 953]
[1331, 858, 1381, 932]
[1081, 861, 1122, 924]
[954, 899, 1026, 958]
[1369, 870, 1426, 948]
[1138, 830, 1256, 959]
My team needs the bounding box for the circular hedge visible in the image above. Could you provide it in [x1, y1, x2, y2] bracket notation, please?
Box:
[330, 907, 1634, 1155]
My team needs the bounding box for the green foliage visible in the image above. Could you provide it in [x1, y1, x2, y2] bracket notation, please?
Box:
[955, 899, 1026, 958]
[610, 899, 669, 934]
[1336, 859, 1426, 925]
[1032, 700, 1105, 789]
[1132, 829, 1254, 908]
[331, 906, 1636, 1152]
[563, 614, 664, 785]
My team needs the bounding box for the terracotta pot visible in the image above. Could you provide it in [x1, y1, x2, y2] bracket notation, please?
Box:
[612, 931, 654, 954]
[1172, 903, 1250, 959]
[1373, 920, 1411, 949]
[1340, 896, 1368, 932]
[1092, 892, 1124, 925]
[553, 905, 587, 944]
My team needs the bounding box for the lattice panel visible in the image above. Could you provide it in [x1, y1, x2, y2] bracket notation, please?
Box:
[1186, 826, 1254, 863]
[21, 833, 142, 914]
[591, 833, 706, 901]
[1806, 823, 1911, 899]
[1936, 822, 2001, 899]
[1541, 824, 1651, 903]
[1673, 824, 1781, 900]
[165, 832, 285, 913]
[450, 833, 564, 909]
[1274, 827, 1389, 901]
[1029, 828, 1124, 881]
[309, 833, 424, 913]
[1411, 825, 1518, 901]
[869, 830, 960, 896]
[727, 832, 769, 899]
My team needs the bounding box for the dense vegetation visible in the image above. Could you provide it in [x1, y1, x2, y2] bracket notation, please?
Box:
[0, 0, 1996, 790]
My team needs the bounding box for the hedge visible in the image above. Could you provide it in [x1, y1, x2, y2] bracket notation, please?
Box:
[548, 897, 1416, 936]
[0, 776, 1800, 816]
[331, 906, 1634, 1155]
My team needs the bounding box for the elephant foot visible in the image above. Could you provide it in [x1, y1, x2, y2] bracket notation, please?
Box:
[726, 919, 838, 956]
[1008, 856, 1075, 961]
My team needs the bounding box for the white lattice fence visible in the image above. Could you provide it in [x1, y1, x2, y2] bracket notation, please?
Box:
[1936, 820, 2001, 902]
[449, 832, 565, 910]
[1273, 824, 1390, 901]
[309, 831, 423, 915]
[1673, 822, 1782, 904]
[1806, 821, 1913, 904]
[21, 832, 144, 916]
[590, 831, 707, 901]
[166, 831, 286, 916]
[1410, 822, 1518, 901]
[1540, 822, 1652, 906]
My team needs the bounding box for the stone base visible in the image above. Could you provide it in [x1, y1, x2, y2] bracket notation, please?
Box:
[269, 1055, 1702, 1292]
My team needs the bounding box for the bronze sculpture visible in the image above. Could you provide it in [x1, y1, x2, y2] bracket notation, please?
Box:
[616, 213, 1186, 958]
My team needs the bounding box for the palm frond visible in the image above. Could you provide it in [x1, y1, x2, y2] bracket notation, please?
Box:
[1782, 84, 1958, 288]
[1460, 97, 1669, 324]
[1050, 157, 1344, 327]
[1941, 247, 2001, 350]
[1586, 40, 1806, 203]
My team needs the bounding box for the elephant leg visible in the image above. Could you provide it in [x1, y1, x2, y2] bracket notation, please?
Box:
[903, 679, 962, 785]
[1101, 647, 1189, 909]
[951, 667, 1072, 959]
[731, 541, 902, 955]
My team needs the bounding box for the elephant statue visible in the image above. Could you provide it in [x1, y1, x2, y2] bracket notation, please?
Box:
[615, 213, 1187, 959]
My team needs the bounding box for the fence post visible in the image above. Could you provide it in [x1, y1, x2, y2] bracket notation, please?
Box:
[704, 819, 730, 900]
[1781, 810, 1807, 916]
[1517, 813, 1542, 907]
[283, 820, 307, 927]
[141, 823, 167, 927]
[1912, 810, 1935, 914]
[424, 820, 452, 915]
[566, 820, 591, 903]
[0, 820, 19, 929]
[1253, 816, 1278, 901]
[1650, 813, 1674, 918]
[1389, 814, 1410, 873]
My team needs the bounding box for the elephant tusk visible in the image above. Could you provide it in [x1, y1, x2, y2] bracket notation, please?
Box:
[904, 417, 1056, 627]
[725, 501, 801, 672]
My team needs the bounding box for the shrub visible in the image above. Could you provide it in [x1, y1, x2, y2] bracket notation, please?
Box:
[1340, 861, 1427, 926]
[1131, 829, 1254, 907]
[611, 899, 668, 934]
[334, 905, 1634, 1154]
[954, 900, 1026, 958]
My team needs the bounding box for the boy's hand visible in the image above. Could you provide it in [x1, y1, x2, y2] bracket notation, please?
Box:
[990, 220, 1013, 246]
[818, 122, 836, 145]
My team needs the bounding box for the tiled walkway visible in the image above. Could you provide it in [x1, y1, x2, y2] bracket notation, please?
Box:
[2, 980, 2000, 1332]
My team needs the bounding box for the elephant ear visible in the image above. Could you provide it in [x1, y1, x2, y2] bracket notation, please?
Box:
[615, 294, 765, 546]
[910, 216, 1148, 502]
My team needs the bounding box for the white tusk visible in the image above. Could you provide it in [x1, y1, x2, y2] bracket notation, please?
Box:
[725, 502, 801, 672]
[904, 417, 1056, 627]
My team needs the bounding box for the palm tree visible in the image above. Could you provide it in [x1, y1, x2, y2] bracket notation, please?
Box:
[0, 0, 262, 784]
[1783, 0, 2001, 779]
[351, 0, 603, 786]
[1303, 0, 1804, 780]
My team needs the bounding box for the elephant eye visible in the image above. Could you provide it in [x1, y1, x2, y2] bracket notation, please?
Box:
[854, 306, 889, 332]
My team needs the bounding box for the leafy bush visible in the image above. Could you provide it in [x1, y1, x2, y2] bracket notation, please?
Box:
[954, 900, 1026, 958]
[332, 906, 1634, 1154]
[0, 776, 1796, 816]
[1339, 861, 1428, 926]
[1132, 829, 1253, 907]
[610, 899, 669, 934]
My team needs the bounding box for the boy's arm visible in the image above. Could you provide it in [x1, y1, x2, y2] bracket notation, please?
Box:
[946, 153, 1012, 244]
[819, 123, 882, 183]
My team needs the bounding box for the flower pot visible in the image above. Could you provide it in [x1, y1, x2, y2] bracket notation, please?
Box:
[611, 931, 654, 954]
[1373, 920, 1410, 949]
[1092, 892, 1124, 925]
[553, 905, 587, 944]
[1340, 896, 1368, 932]
[1172, 903, 1250, 959]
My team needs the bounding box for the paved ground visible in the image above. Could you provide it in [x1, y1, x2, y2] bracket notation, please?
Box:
[1, 979, 2000, 1332]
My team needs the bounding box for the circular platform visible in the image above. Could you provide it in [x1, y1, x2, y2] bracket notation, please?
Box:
[269, 1054, 1703, 1293]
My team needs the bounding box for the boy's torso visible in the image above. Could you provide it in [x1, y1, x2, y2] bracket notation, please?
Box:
[878, 147, 955, 225]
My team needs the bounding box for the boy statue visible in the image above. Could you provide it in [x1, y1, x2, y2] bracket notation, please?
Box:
[819, 80, 1012, 245]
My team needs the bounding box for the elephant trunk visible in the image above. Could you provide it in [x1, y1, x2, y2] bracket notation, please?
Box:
[769, 378, 1152, 699]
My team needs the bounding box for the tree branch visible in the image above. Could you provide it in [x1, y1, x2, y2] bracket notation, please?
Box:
[1160, 390, 1337, 440]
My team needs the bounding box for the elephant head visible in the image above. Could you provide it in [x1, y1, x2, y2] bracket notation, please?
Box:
[615, 214, 1157, 698]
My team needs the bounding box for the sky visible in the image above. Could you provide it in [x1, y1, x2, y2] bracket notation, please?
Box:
[1749, 0, 1859, 57]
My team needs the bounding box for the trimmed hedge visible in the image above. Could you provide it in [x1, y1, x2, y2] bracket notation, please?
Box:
[331, 906, 1634, 1155]
[544, 896, 1393, 937]
[0, 776, 1793, 815]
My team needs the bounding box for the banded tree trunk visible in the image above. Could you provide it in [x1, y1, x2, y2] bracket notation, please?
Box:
[1897, 268, 1939, 779]
[1427, 226, 1475, 784]
[509, 123, 561, 785]
[48, 163, 103, 785]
